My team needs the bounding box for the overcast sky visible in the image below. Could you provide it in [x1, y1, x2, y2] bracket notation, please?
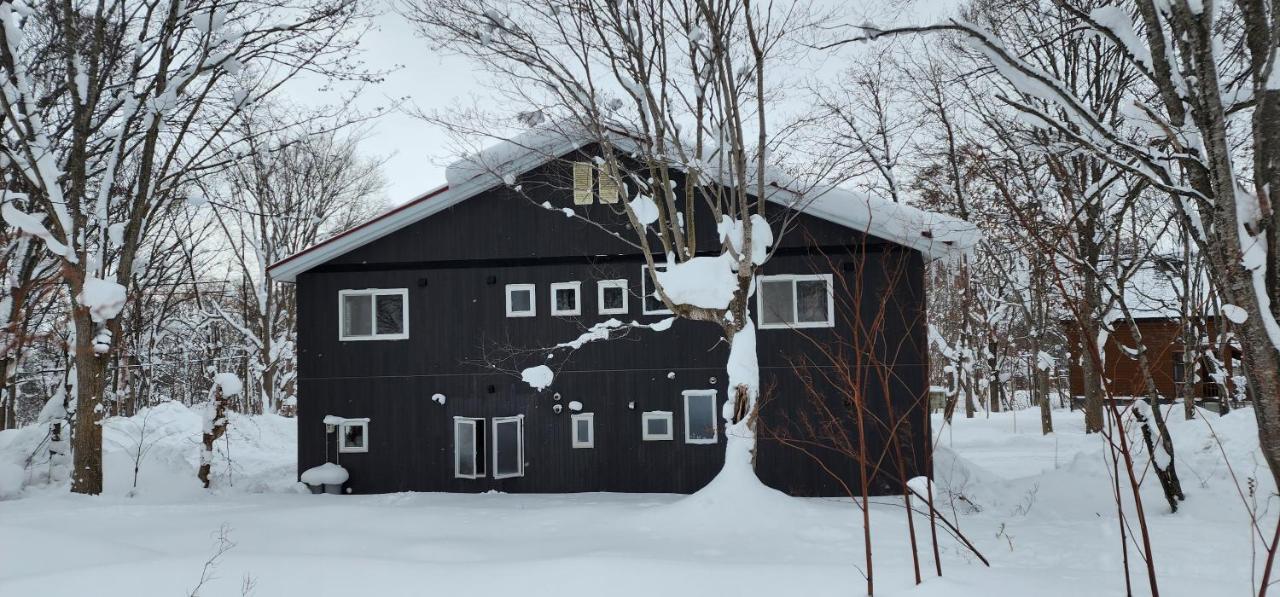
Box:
[312, 0, 961, 206]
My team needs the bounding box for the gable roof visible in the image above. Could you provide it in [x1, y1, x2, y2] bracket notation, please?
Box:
[267, 127, 980, 283]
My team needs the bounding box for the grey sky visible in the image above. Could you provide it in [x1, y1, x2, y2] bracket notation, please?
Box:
[316, 0, 961, 206]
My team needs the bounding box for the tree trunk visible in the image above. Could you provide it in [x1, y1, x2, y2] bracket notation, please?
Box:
[0, 356, 10, 431]
[198, 385, 229, 488]
[1037, 366, 1053, 434]
[1080, 339, 1105, 433]
[988, 339, 1001, 413]
[70, 313, 107, 495]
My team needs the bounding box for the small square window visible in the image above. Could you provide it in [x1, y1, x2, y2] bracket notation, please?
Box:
[339, 289, 408, 341]
[641, 264, 672, 315]
[642, 411, 673, 441]
[572, 413, 594, 448]
[506, 284, 536, 317]
[551, 281, 582, 316]
[338, 420, 369, 453]
[597, 279, 628, 315]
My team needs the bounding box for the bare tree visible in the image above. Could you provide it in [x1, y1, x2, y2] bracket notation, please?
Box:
[830, 0, 1280, 502]
[0, 0, 372, 494]
[398, 0, 859, 480]
[204, 105, 385, 414]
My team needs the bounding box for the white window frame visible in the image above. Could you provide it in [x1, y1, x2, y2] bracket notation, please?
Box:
[505, 284, 537, 318]
[755, 274, 836, 330]
[597, 279, 629, 315]
[337, 419, 370, 453]
[641, 264, 673, 315]
[571, 413, 595, 448]
[338, 288, 410, 341]
[492, 416, 525, 479]
[641, 411, 674, 441]
[682, 390, 718, 445]
[453, 417, 484, 479]
[550, 281, 582, 316]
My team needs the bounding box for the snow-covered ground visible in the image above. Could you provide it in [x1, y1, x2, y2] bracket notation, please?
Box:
[0, 403, 1270, 596]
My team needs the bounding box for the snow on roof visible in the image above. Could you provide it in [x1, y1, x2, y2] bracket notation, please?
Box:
[1115, 261, 1211, 320]
[268, 126, 979, 282]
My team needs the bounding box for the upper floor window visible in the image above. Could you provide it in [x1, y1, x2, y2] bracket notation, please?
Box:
[551, 281, 582, 316]
[641, 264, 673, 315]
[598, 162, 619, 204]
[573, 162, 593, 205]
[506, 284, 537, 318]
[597, 279, 628, 315]
[339, 289, 409, 341]
[756, 274, 834, 329]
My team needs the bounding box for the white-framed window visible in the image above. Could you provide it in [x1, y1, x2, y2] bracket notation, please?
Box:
[506, 284, 537, 317]
[338, 419, 370, 453]
[641, 411, 673, 441]
[551, 281, 582, 316]
[339, 289, 409, 341]
[493, 416, 525, 479]
[571, 413, 594, 448]
[454, 417, 486, 479]
[641, 264, 672, 315]
[682, 390, 718, 444]
[756, 274, 835, 329]
[597, 279, 628, 315]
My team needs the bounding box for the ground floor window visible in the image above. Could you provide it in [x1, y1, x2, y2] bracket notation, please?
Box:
[642, 411, 673, 440]
[454, 417, 486, 479]
[338, 419, 369, 453]
[682, 390, 718, 444]
[493, 416, 525, 478]
[572, 413, 594, 448]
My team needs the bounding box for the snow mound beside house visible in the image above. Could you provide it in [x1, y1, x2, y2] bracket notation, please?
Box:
[300, 462, 349, 485]
[0, 401, 297, 499]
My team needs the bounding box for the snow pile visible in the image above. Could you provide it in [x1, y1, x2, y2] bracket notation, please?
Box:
[629, 195, 660, 225]
[77, 276, 127, 322]
[521, 365, 555, 391]
[213, 372, 242, 396]
[0, 460, 23, 499]
[0, 401, 297, 498]
[300, 463, 349, 486]
[654, 254, 738, 310]
[717, 214, 773, 265]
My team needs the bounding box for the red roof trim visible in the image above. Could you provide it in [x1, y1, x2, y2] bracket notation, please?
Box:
[267, 184, 451, 275]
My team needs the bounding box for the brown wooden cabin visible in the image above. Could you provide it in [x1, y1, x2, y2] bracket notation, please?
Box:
[1064, 316, 1242, 404]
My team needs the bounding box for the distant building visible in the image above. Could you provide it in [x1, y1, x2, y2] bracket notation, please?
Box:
[1063, 262, 1243, 404]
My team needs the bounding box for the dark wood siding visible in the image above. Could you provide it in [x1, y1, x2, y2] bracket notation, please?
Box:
[294, 151, 930, 496]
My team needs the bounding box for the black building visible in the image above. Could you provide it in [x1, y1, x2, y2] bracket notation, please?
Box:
[267, 131, 975, 497]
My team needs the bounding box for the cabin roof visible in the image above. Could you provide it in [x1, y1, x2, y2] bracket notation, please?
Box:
[268, 127, 980, 283]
